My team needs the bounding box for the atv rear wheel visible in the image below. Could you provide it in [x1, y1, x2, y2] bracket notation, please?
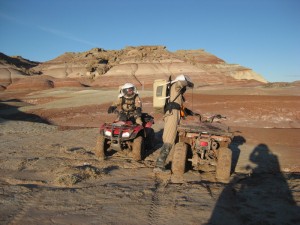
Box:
[171, 142, 188, 176]
[95, 134, 108, 160]
[132, 136, 144, 161]
[216, 147, 232, 183]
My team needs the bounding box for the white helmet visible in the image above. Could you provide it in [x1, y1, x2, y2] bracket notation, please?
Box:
[173, 74, 194, 88]
[120, 83, 137, 98]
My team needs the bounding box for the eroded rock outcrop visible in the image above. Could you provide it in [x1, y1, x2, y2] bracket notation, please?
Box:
[0, 53, 40, 88]
[6, 76, 54, 91]
[1, 46, 268, 90]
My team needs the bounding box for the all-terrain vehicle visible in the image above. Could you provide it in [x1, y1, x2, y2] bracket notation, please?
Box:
[95, 111, 155, 161]
[171, 114, 234, 182]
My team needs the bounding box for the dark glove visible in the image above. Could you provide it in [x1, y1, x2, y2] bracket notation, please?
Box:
[184, 107, 194, 116]
[136, 107, 142, 117]
[108, 106, 117, 114]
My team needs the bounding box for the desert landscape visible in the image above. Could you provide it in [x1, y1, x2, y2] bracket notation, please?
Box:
[0, 46, 299, 224]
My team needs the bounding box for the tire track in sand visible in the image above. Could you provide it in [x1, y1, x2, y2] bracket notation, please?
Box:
[147, 174, 171, 225]
[8, 189, 42, 225]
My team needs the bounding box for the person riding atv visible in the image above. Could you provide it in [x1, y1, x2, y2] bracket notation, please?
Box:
[107, 83, 143, 125]
[95, 83, 154, 161]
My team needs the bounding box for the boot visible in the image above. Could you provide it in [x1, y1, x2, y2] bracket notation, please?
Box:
[154, 143, 172, 172]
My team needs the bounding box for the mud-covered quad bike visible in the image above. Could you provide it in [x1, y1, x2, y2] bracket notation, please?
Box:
[95, 112, 155, 161]
[171, 114, 234, 182]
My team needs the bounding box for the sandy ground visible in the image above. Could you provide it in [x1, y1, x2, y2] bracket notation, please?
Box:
[0, 86, 300, 225]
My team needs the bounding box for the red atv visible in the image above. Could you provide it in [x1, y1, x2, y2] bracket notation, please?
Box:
[95, 112, 155, 161]
[171, 114, 234, 183]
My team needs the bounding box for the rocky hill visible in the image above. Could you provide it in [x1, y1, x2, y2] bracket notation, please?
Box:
[1, 46, 268, 90]
[0, 53, 40, 89]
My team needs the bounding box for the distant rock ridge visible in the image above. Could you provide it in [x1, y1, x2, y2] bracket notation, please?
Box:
[0, 46, 268, 90]
[0, 52, 39, 69]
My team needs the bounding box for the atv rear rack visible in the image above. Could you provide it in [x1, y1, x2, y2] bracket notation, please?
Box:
[178, 123, 233, 137]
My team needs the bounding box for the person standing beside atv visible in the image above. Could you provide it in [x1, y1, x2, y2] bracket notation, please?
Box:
[107, 83, 143, 125]
[154, 75, 194, 172]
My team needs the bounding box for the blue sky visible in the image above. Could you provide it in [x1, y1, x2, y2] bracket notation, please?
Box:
[0, 0, 299, 82]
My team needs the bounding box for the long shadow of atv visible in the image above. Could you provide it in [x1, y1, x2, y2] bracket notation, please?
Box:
[95, 112, 155, 161]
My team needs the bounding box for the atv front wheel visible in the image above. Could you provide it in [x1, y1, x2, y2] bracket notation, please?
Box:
[95, 134, 108, 160]
[216, 147, 232, 183]
[171, 142, 188, 176]
[132, 136, 144, 161]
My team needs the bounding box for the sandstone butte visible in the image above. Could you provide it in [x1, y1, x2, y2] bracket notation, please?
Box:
[0, 45, 275, 91]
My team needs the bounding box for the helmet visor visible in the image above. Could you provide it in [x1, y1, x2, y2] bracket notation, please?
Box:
[123, 87, 134, 96]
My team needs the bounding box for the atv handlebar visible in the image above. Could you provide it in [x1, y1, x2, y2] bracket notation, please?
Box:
[194, 113, 226, 123]
[182, 108, 226, 123]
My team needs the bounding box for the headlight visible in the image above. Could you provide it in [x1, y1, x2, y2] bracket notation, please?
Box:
[104, 130, 112, 136]
[122, 132, 130, 138]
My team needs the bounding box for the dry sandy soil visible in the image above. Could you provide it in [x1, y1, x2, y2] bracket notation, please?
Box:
[0, 85, 299, 225]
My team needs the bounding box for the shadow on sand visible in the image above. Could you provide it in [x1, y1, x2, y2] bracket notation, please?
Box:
[207, 143, 300, 225]
[0, 100, 50, 124]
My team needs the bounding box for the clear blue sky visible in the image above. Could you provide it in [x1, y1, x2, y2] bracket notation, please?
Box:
[1, 0, 299, 82]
